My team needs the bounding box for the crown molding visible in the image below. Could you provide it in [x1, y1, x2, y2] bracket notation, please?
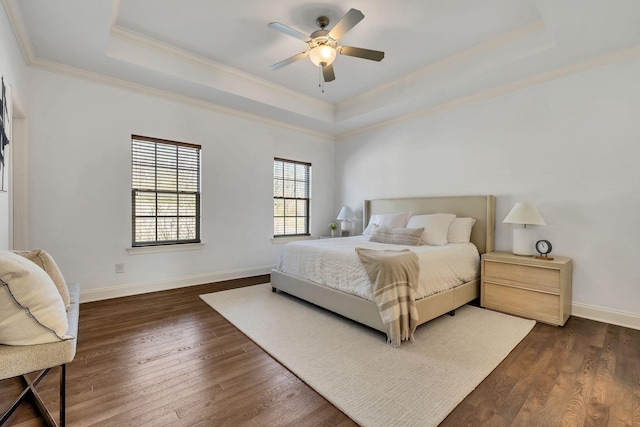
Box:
[1, 0, 35, 64]
[27, 55, 334, 139]
[107, 28, 334, 126]
[336, 44, 640, 140]
[5, 0, 639, 140]
[109, 0, 121, 29]
[2, 0, 334, 138]
[108, 25, 332, 117]
[337, 19, 548, 115]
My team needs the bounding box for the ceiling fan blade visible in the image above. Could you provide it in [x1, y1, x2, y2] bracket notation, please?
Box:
[268, 22, 310, 42]
[271, 51, 310, 70]
[339, 46, 385, 62]
[322, 63, 335, 82]
[328, 8, 364, 41]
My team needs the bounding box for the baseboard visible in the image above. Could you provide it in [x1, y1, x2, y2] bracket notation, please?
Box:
[79, 265, 274, 303]
[80, 271, 640, 331]
[572, 302, 640, 330]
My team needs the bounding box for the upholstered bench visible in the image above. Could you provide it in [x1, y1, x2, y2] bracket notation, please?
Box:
[1, 250, 79, 427]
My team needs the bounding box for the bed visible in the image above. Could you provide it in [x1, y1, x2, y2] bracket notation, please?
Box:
[271, 195, 496, 334]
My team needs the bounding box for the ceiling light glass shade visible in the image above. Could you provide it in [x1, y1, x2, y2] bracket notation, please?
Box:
[309, 45, 337, 66]
[503, 202, 546, 226]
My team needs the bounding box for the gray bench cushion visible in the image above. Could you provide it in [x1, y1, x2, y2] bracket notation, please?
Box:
[0, 283, 79, 380]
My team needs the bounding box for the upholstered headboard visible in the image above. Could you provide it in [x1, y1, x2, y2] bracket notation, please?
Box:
[363, 195, 495, 254]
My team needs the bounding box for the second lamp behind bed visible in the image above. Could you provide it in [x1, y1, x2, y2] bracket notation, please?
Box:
[336, 206, 356, 236]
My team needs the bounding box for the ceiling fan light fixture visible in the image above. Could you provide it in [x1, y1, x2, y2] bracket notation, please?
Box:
[269, 8, 384, 85]
[309, 44, 336, 67]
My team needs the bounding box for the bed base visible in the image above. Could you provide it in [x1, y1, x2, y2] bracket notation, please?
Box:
[271, 269, 479, 333]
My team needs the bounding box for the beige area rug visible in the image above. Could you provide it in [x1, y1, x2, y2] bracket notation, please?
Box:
[200, 283, 535, 427]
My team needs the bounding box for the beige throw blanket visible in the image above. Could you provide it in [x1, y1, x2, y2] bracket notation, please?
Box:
[356, 248, 420, 347]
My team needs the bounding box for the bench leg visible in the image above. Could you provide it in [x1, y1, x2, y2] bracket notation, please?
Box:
[60, 364, 66, 427]
[0, 365, 66, 427]
[0, 381, 31, 425]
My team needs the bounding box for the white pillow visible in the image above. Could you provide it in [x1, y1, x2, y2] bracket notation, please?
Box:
[13, 249, 70, 311]
[406, 213, 456, 246]
[363, 212, 411, 235]
[0, 250, 70, 345]
[447, 217, 477, 243]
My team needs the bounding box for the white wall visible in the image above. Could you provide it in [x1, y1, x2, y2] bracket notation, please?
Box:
[336, 57, 640, 319]
[0, 5, 29, 250]
[23, 69, 335, 299]
[3, 3, 637, 324]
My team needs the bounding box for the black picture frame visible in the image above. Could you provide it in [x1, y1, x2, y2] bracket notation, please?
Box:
[0, 75, 9, 191]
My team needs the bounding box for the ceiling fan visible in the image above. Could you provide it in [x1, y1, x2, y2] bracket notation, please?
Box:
[268, 8, 384, 84]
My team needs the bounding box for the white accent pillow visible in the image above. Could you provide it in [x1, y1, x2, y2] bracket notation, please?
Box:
[363, 212, 411, 235]
[447, 217, 477, 243]
[13, 249, 70, 311]
[406, 213, 456, 246]
[0, 250, 70, 345]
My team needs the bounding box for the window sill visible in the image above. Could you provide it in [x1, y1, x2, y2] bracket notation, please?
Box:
[127, 243, 204, 255]
[271, 235, 314, 244]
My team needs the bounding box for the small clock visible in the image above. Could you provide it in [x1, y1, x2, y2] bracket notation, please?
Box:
[535, 239, 554, 260]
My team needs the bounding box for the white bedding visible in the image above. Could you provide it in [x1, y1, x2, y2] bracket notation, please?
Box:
[276, 235, 480, 302]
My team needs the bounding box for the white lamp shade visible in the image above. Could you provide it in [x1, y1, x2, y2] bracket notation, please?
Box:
[503, 202, 546, 226]
[309, 45, 337, 66]
[336, 206, 355, 221]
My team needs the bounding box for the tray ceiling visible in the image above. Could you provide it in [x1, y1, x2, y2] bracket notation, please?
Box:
[3, 0, 640, 136]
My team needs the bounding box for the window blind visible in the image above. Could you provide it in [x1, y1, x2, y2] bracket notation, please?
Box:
[132, 135, 201, 246]
[273, 158, 311, 237]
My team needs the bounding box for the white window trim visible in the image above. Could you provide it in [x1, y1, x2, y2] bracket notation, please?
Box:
[271, 235, 314, 244]
[127, 242, 204, 255]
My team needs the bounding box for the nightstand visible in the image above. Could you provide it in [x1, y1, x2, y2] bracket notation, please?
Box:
[481, 251, 572, 326]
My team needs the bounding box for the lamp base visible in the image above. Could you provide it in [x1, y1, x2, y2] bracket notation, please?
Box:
[340, 220, 351, 237]
[512, 227, 535, 256]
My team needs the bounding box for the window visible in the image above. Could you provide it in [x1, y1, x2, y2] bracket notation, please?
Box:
[273, 158, 311, 237]
[132, 135, 201, 246]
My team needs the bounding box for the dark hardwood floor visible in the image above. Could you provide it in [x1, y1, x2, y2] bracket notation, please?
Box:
[1, 276, 638, 426]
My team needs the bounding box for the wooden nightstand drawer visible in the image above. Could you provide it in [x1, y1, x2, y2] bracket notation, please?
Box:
[483, 282, 560, 324]
[481, 252, 572, 326]
[484, 261, 560, 291]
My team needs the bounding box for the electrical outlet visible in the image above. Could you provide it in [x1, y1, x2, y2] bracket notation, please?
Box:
[115, 263, 124, 274]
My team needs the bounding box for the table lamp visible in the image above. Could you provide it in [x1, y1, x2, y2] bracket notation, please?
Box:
[503, 202, 545, 256]
[336, 206, 355, 236]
